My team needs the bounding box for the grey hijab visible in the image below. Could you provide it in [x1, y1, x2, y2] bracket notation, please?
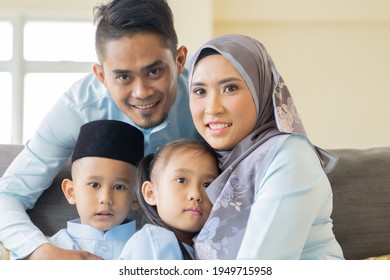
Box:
[188, 34, 337, 259]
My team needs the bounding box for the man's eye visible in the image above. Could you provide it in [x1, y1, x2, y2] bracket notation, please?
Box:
[118, 75, 129, 81]
[90, 182, 100, 189]
[148, 68, 162, 78]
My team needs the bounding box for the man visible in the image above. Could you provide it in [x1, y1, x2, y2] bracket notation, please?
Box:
[0, 0, 198, 259]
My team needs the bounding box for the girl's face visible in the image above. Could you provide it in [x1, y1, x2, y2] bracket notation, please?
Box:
[190, 54, 257, 150]
[142, 149, 217, 242]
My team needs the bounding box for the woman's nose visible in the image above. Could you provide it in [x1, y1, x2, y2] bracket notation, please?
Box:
[205, 94, 223, 115]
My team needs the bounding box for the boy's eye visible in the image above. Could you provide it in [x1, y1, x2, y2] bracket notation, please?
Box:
[90, 182, 100, 189]
[176, 177, 187, 184]
[114, 184, 125, 190]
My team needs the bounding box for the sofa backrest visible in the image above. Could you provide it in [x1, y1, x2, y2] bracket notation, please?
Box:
[328, 147, 390, 260]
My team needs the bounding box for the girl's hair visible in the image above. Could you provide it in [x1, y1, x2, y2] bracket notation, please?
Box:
[134, 139, 220, 259]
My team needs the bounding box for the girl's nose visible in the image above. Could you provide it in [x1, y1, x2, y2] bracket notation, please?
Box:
[188, 187, 202, 202]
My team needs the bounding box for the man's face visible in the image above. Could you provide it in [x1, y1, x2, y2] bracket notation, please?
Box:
[94, 33, 187, 128]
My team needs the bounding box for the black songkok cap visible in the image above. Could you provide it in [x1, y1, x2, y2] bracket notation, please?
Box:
[71, 120, 144, 166]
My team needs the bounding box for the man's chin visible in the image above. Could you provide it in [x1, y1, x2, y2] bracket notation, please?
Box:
[134, 114, 167, 129]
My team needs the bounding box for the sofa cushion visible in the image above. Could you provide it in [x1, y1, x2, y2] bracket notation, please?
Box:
[328, 147, 390, 260]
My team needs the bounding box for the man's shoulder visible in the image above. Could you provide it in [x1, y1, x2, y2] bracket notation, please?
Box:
[63, 73, 111, 107]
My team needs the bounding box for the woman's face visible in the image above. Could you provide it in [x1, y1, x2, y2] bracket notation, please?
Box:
[190, 54, 257, 150]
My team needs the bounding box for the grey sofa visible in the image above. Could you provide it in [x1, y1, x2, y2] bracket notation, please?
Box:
[1, 144, 390, 260]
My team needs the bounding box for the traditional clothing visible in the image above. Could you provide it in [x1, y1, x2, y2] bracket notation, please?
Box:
[50, 219, 136, 260]
[118, 224, 195, 260]
[188, 34, 344, 259]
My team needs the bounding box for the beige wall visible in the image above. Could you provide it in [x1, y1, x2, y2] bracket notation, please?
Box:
[1, 0, 389, 148]
[213, 0, 390, 149]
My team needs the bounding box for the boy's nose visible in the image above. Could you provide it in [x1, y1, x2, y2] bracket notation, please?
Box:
[98, 190, 113, 205]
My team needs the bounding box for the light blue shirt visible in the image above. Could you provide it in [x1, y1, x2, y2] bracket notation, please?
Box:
[237, 136, 344, 259]
[50, 219, 136, 260]
[118, 224, 194, 260]
[0, 70, 199, 259]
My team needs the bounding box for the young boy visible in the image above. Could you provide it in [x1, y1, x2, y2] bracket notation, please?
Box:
[49, 120, 144, 259]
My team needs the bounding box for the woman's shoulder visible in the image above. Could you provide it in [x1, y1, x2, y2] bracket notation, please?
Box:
[282, 134, 314, 151]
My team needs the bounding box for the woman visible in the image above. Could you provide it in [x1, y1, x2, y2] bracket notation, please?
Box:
[188, 34, 344, 260]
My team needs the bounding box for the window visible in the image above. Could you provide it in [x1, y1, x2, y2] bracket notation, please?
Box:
[0, 21, 13, 143]
[24, 21, 96, 62]
[0, 22, 12, 60]
[0, 73, 12, 143]
[0, 17, 96, 144]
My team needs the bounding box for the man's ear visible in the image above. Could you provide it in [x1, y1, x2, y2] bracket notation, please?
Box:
[92, 63, 108, 88]
[61, 179, 77, 205]
[176, 45, 188, 75]
[141, 181, 157, 206]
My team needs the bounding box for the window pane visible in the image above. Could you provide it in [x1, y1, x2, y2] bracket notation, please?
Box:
[23, 73, 88, 142]
[24, 21, 96, 62]
[0, 22, 12, 60]
[0, 73, 12, 143]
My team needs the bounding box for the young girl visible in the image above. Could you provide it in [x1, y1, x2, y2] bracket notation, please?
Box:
[188, 34, 344, 260]
[119, 139, 220, 259]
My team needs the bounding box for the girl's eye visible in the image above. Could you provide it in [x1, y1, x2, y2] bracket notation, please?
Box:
[90, 182, 100, 189]
[202, 182, 212, 188]
[176, 177, 187, 184]
[114, 184, 125, 191]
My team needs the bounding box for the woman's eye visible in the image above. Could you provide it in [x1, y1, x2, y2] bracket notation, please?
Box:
[90, 182, 100, 189]
[192, 88, 206, 95]
[224, 85, 238, 92]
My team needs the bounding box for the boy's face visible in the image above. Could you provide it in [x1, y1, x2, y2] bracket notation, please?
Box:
[62, 157, 135, 231]
[93, 33, 187, 129]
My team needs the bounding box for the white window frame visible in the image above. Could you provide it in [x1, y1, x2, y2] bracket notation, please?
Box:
[0, 13, 94, 144]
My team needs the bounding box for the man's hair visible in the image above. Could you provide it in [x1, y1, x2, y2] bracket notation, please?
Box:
[93, 0, 178, 62]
